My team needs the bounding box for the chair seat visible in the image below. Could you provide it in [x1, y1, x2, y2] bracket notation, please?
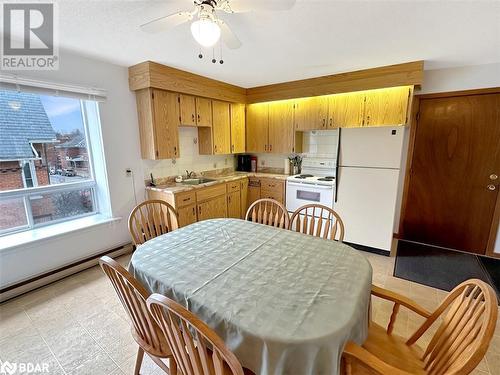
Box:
[362, 322, 426, 375]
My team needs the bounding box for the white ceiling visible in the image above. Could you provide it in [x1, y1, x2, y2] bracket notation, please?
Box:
[17, 0, 500, 87]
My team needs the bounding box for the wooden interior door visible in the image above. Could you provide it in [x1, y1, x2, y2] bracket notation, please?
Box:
[403, 94, 500, 254]
[212, 101, 231, 154]
[246, 103, 268, 153]
[295, 96, 329, 130]
[152, 90, 179, 159]
[230, 103, 245, 153]
[179, 94, 196, 126]
[329, 92, 365, 128]
[364, 86, 410, 126]
[268, 101, 294, 154]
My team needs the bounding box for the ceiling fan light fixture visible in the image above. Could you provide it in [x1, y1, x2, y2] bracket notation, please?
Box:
[190, 18, 221, 47]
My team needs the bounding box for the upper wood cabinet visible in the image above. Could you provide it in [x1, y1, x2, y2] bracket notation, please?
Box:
[136, 88, 179, 159]
[196, 97, 212, 127]
[179, 94, 197, 126]
[329, 92, 365, 128]
[230, 103, 246, 154]
[363, 86, 410, 126]
[268, 101, 295, 154]
[212, 101, 231, 155]
[246, 103, 269, 153]
[295, 96, 329, 130]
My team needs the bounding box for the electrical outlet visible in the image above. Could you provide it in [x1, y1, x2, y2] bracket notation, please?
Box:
[125, 168, 132, 177]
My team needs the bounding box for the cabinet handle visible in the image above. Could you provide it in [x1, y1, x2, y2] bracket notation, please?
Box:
[231, 144, 234, 152]
[197, 114, 200, 121]
[329, 118, 333, 127]
[366, 115, 370, 125]
[322, 118, 326, 127]
[269, 144, 272, 152]
[214, 145, 217, 153]
[174, 146, 177, 155]
[265, 144, 267, 151]
[192, 114, 195, 122]
[198, 206, 201, 214]
[192, 207, 195, 215]
[183, 198, 190, 202]
[228, 196, 231, 203]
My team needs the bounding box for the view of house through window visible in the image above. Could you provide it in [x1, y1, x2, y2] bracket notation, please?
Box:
[0, 90, 99, 234]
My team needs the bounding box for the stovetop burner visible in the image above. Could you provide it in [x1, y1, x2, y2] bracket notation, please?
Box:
[317, 176, 335, 181]
[296, 174, 314, 179]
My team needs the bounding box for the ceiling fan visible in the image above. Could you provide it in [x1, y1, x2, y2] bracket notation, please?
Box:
[140, 0, 296, 52]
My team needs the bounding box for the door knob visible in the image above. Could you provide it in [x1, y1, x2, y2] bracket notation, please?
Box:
[487, 184, 496, 191]
[490, 174, 498, 180]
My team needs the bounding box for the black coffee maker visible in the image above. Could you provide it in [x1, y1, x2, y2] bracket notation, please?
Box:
[237, 155, 252, 172]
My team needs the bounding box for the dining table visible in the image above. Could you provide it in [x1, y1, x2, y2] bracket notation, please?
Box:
[129, 218, 373, 375]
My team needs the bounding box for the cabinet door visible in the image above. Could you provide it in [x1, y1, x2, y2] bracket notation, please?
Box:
[268, 101, 294, 154]
[152, 90, 180, 159]
[177, 204, 197, 228]
[295, 96, 329, 130]
[197, 195, 227, 221]
[227, 191, 241, 219]
[246, 103, 268, 153]
[230, 103, 246, 154]
[364, 87, 410, 127]
[179, 94, 197, 126]
[196, 97, 212, 127]
[212, 101, 231, 154]
[240, 178, 248, 219]
[329, 92, 365, 128]
[247, 181, 261, 208]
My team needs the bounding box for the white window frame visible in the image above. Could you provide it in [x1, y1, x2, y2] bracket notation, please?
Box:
[0, 98, 102, 237]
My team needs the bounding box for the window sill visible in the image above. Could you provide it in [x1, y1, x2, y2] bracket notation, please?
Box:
[0, 214, 122, 253]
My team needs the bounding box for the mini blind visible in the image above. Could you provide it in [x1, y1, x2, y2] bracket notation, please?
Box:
[0, 74, 107, 102]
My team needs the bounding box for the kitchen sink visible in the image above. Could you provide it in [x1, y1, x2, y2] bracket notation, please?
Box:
[181, 178, 216, 185]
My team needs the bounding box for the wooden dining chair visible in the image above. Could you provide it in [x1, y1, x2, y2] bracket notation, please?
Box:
[342, 279, 498, 375]
[289, 204, 345, 241]
[147, 293, 255, 375]
[128, 199, 178, 246]
[245, 198, 290, 229]
[99, 256, 176, 375]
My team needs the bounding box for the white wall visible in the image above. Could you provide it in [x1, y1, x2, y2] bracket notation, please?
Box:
[0, 49, 144, 287]
[419, 63, 500, 94]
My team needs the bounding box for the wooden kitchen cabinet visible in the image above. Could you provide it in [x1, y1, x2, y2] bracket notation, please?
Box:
[196, 97, 212, 127]
[179, 94, 197, 126]
[247, 178, 261, 208]
[227, 191, 241, 218]
[212, 101, 231, 155]
[329, 91, 365, 128]
[240, 177, 248, 219]
[230, 103, 246, 153]
[197, 195, 227, 221]
[295, 96, 329, 130]
[177, 204, 197, 227]
[260, 178, 285, 203]
[268, 101, 295, 154]
[363, 86, 410, 126]
[246, 103, 269, 153]
[136, 88, 179, 159]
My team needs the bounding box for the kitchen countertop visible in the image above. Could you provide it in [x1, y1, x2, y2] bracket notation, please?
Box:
[146, 172, 289, 194]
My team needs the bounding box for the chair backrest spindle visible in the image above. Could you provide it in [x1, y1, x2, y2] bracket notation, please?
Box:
[245, 198, 290, 229]
[289, 204, 344, 241]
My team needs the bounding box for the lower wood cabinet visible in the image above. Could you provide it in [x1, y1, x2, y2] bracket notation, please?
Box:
[197, 194, 227, 221]
[227, 191, 241, 218]
[178, 204, 197, 227]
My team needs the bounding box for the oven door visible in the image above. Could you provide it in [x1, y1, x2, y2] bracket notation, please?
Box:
[286, 181, 334, 213]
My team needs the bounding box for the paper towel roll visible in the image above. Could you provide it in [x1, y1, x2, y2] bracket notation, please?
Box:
[284, 159, 290, 175]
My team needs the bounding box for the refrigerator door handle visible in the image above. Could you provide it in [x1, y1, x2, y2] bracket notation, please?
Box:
[335, 128, 341, 203]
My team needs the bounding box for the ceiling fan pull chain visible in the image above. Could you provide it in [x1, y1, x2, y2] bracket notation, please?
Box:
[212, 47, 216, 63]
[219, 40, 224, 64]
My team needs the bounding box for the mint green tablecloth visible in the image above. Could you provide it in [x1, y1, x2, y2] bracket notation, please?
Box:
[129, 218, 372, 375]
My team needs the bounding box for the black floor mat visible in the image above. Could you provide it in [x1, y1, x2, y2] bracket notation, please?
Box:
[395, 240, 500, 300]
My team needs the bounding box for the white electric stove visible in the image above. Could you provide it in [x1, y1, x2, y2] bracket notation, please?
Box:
[286, 158, 337, 213]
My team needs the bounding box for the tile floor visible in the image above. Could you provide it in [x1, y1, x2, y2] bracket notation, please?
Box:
[0, 252, 499, 375]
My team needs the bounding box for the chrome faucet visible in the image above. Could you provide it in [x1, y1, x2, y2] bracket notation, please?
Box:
[186, 170, 196, 179]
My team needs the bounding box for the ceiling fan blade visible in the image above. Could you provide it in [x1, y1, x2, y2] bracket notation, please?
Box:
[140, 11, 193, 33]
[218, 20, 242, 49]
[228, 0, 296, 13]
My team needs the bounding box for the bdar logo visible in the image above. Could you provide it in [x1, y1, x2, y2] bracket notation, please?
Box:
[0, 361, 17, 375]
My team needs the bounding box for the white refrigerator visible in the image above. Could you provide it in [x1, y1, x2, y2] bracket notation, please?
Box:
[334, 127, 405, 252]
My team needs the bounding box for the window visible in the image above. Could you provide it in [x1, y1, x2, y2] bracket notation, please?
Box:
[0, 87, 107, 236]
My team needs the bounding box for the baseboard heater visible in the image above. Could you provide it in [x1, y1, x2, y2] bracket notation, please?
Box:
[0, 243, 133, 303]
